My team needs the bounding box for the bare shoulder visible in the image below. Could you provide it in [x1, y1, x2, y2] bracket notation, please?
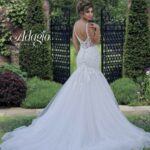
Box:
[74, 20, 80, 27]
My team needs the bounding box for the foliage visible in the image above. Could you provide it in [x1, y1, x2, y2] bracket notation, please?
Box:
[21, 77, 62, 108]
[108, 0, 128, 22]
[0, 0, 29, 56]
[0, 9, 11, 56]
[0, 0, 28, 28]
[7, 0, 29, 28]
[135, 74, 150, 102]
[146, 0, 150, 7]
[0, 64, 27, 81]
[0, 0, 11, 6]
[19, 0, 53, 79]
[128, 100, 150, 106]
[129, 68, 150, 105]
[110, 78, 140, 105]
[0, 72, 27, 107]
[123, 0, 150, 79]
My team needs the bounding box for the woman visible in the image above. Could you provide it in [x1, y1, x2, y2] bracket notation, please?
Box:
[1, 0, 150, 150]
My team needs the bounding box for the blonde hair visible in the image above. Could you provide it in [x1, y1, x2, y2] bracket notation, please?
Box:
[76, 0, 93, 15]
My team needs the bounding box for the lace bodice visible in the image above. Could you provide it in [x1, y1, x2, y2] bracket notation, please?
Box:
[74, 22, 95, 49]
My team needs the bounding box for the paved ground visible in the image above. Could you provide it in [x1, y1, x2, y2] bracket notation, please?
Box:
[0, 105, 150, 117]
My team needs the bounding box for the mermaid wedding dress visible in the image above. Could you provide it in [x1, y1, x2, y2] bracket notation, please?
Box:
[0, 22, 150, 150]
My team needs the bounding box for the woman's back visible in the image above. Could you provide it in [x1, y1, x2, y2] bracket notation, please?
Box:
[74, 20, 89, 42]
[74, 21, 95, 49]
[73, 19, 100, 51]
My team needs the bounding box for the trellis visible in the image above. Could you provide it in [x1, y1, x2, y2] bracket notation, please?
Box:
[101, 7, 125, 83]
[50, 7, 70, 84]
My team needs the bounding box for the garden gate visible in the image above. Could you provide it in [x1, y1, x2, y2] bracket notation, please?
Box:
[101, 7, 125, 83]
[50, 7, 70, 84]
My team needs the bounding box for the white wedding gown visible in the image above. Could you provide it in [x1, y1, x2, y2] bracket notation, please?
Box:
[0, 22, 150, 150]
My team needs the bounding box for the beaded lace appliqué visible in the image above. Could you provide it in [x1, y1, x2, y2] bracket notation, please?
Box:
[80, 37, 95, 49]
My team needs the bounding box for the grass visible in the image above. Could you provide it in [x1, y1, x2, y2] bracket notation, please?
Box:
[126, 113, 150, 132]
[127, 113, 150, 150]
[70, 43, 77, 73]
[0, 116, 35, 143]
[0, 113, 150, 149]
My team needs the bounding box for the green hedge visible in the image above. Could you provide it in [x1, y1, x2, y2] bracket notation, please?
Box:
[19, 0, 52, 80]
[123, 0, 150, 79]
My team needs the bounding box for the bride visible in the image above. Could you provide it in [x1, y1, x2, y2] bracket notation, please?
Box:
[1, 0, 150, 150]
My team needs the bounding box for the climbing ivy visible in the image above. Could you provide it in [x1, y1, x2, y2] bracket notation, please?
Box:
[0, 0, 28, 28]
[7, 0, 29, 28]
[0, 8, 11, 56]
[0, 0, 29, 56]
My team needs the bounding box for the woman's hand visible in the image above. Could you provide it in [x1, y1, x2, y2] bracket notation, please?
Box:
[88, 23, 101, 44]
[89, 23, 99, 32]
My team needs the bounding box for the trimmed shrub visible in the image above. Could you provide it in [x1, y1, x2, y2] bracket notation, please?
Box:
[110, 78, 139, 105]
[0, 72, 27, 107]
[0, 64, 27, 81]
[19, 0, 52, 80]
[123, 0, 150, 79]
[21, 77, 62, 108]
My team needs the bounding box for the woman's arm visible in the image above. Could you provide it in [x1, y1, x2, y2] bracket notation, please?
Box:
[88, 23, 101, 44]
[72, 24, 80, 55]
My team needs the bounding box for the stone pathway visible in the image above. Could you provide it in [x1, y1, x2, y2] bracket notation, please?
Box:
[119, 105, 150, 115]
[0, 105, 150, 117]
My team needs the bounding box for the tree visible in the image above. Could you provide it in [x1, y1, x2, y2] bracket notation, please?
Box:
[19, 0, 53, 80]
[123, 0, 150, 79]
